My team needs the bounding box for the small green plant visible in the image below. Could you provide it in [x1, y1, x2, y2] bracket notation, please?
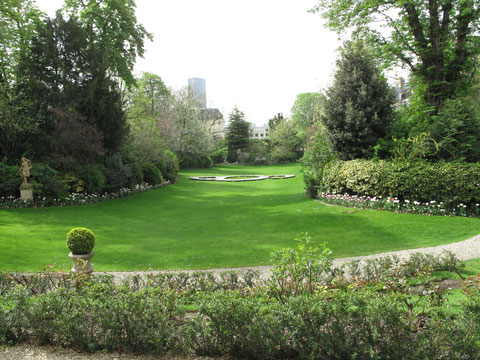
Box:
[269, 233, 332, 299]
[66, 227, 96, 255]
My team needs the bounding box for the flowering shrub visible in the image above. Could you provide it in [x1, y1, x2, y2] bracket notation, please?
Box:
[319, 192, 480, 217]
[0, 181, 169, 209]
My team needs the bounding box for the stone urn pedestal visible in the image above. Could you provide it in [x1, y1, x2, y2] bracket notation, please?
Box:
[69, 252, 94, 274]
[19, 182, 33, 201]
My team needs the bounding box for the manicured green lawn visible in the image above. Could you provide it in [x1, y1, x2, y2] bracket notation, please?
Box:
[0, 163, 479, 272]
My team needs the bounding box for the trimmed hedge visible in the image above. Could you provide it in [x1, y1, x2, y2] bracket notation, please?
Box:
[320, 160, 480, 207]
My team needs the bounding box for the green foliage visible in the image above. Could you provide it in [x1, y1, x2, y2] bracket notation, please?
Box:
[390, 133, 439, 162]
[323, 42, 394, 160]
[125, 72, 170, 171]
[104, 153, 131, 192]
[267, 119, 303, 163]
[30, 163, 66, 199]
[76, 164, 105, 194]
[63, 0, 152, 88]
[321, 159, 480, 207]
[312, 0, 480, 109]
[66, 227, 95, 254]
[121, 144, 144, 187]
[142, 162, 163, 185]
[269, 233, 332, 298]
[163, 149, 179, 183]
[301, 124, 337, 198]
[210, 140, 228, 164]
[428, 97, 480, 162]
[290, 92, 325, 132]
[0, 158, 20, 198]
[179, 154, 213, 169]
[267, 112, 286, 131]
[226, 107, 249, 162]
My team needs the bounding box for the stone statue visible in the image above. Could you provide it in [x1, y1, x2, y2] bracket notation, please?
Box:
[19, 157, 32, 184]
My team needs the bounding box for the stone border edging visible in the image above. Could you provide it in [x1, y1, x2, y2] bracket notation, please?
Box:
[189, 174, 295, 182]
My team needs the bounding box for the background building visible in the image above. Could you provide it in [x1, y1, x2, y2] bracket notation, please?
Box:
[249, 124, 269, 139]
[188, 78, 207, 108]
[188, 78, 225, 138]
[201, 108, 226, 138]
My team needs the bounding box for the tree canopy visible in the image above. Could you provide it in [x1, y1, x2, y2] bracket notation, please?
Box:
[64, 0, 152, 87]
[312, 0, 480, 109]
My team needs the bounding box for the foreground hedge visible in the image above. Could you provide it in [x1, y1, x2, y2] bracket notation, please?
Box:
[1, 245, 479, 360]
[318, 160, 480, 207]
[1, 277, 478, 359]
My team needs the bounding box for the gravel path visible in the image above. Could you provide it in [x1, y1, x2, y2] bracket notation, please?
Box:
[99, 233, 480, 283]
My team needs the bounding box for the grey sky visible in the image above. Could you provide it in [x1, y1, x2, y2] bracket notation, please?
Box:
[36, 0, 342, 125]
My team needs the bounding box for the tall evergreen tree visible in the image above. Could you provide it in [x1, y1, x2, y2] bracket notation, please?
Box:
[322, 42, 394, 160]
[19, 13, 128, 163]
[226, 107, 249, 162]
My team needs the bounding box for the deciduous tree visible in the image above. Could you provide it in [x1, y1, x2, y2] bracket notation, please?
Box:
[312, 0, 480, 109]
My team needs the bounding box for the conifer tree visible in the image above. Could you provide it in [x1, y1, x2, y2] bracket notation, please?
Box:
[323, 42, 394, 160]
[226, 107, 249, 162]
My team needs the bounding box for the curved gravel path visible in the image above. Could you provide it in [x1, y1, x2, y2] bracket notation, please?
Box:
[100, 233, 480, 282]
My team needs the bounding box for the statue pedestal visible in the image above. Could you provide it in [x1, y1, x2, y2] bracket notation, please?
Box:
[19, 183, 33, 201]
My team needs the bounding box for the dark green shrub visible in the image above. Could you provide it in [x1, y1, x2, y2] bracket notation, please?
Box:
[31, 163, 66, 199]
[121, 145, 144, 187]
[104, 153, 131, 192]
[164, 149, 179, 183]
[76, 164, 105, 194]
[142, 162, 163, 185]
[199, 155, 213, 168]
[0, 158, 20, 198]
[211, 141, 228, 163]
[269, 147, 298, 164]
[320, 159, 480, 207]
[66, 227, 96, 254]
[180, 154, 212, 169]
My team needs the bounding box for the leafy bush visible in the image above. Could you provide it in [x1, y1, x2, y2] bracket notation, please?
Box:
[0, 158, 20, 198]
[30, 162, 66, 199]
[121, 145, 144, 187]
[66, 227, 96, 254]
[104, 153, 131, 192]
[180, 154, 213, 169]
[301, 125, 337, 198]
[76, 164, 105, 194]
[211, 140, 228, 163]
[320, 159, 480, 208]
[142, 162, 163, 185]
[163, 149, 179, 183]
[268, 147, 298, 164]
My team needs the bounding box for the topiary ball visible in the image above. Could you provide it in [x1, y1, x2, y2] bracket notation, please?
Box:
[66, 227, 96, 255]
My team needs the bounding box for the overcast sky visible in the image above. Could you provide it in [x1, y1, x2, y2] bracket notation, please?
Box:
[36, 0, 342, 125]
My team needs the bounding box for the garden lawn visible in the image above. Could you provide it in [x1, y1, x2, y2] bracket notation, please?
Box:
[0, 163, 479, 272]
